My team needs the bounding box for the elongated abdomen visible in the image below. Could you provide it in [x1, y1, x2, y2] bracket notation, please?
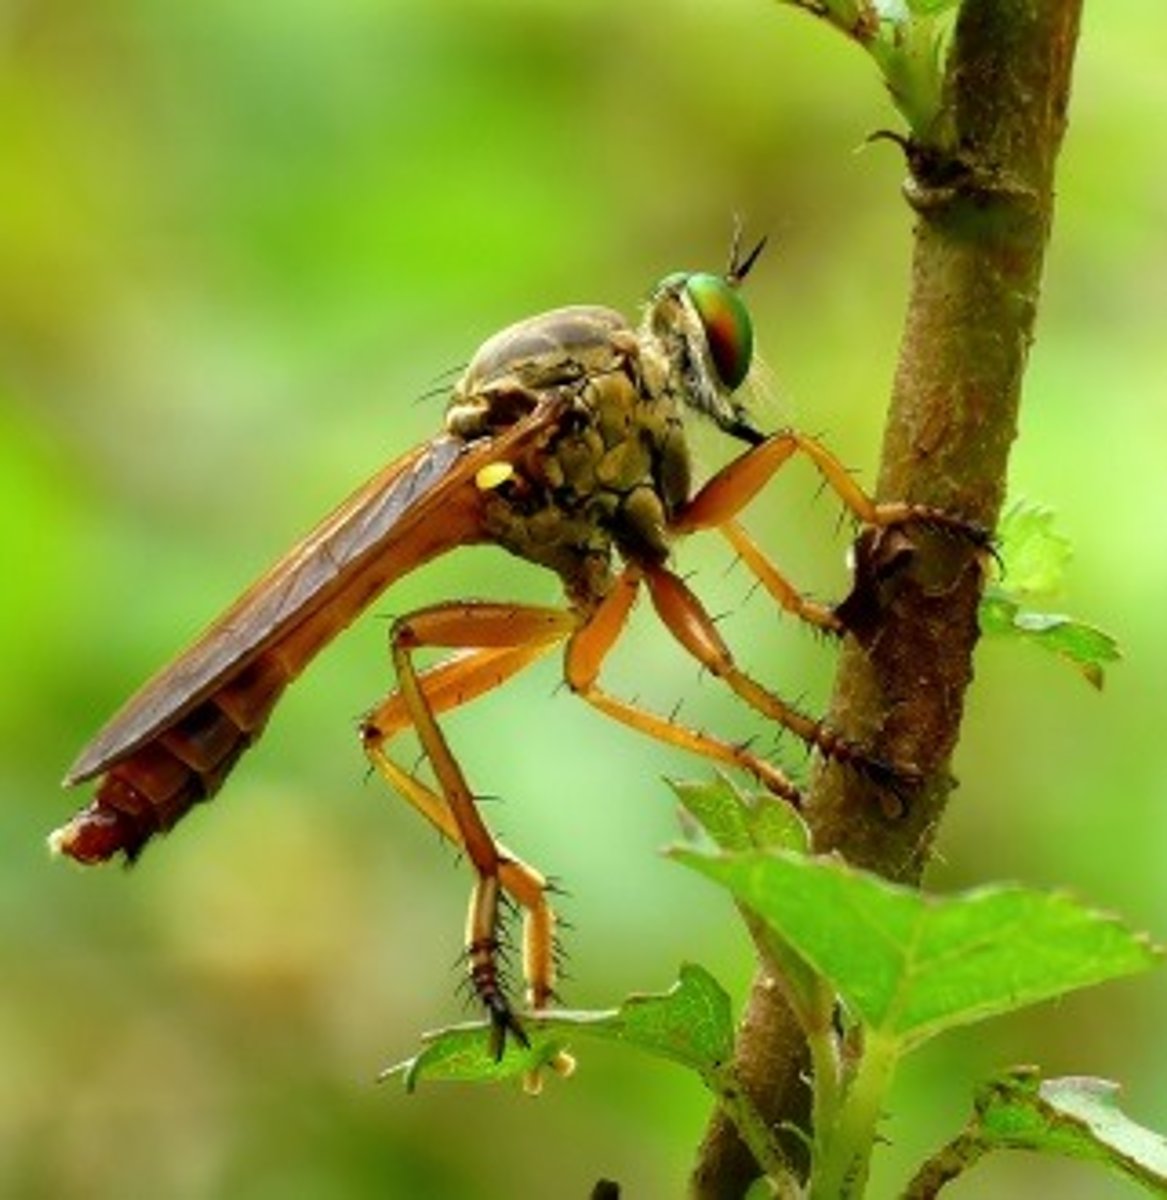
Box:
[52, 650, 290, 862]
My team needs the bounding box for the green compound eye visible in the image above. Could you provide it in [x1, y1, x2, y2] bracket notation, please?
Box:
[684, 272, 754, 391]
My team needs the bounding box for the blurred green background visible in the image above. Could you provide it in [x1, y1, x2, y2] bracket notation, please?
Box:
[3, 2, 1165, 1197]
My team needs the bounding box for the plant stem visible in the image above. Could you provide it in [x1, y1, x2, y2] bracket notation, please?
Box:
[901, 1128, 988, 1199]
[805, 999, 843, 1168]
[691, 2, 1083, 1193]
[809, 1033, 900, 1200]
[716, 1066, 804, 1199]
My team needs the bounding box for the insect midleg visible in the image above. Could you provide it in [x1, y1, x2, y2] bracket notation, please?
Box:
[564, 565, 803, 804]
[360, 602, 575, 1055]
[718, 519, 843, 634]
[641, 561, 882, 776]
[670, 428, 978, 537]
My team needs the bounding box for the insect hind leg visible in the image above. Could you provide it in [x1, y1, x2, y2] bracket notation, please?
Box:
[360, 602, 574, 1074]
[640, 561, 920, 788]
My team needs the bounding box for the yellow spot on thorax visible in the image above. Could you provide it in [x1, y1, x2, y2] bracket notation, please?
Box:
[475, 462, 515, 491]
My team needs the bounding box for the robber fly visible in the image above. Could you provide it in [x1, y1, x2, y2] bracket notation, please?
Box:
[55, 235, 975, 1057]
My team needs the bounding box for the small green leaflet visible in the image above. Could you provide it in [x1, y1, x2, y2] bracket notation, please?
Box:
[991, 501, 1074, 595]
[674, 848, 1161, 1054]
[873, 0, 956, 20]
[916, 1067, 1167, 1194]
[980, 598, 1121, 688]
[670, 773, 810, 855]
[776, 1, 959, 138]
[1030, 1075, 1167, 1189]
[670, 777, 827, 1029]
[981, 501, 1120, 688]
[380, 963, 734, 1091]
[900, 0, 959, 15]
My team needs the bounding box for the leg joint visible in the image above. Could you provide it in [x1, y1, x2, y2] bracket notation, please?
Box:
[388, 614, 418, 651]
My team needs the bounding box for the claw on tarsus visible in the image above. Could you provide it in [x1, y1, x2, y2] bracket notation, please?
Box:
[815, 720, 925, 811]
[486, 995, 530, 1061]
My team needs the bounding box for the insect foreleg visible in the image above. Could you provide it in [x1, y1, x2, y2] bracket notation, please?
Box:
[360, 602, 574, 1067]
[719, 519, 844, 634]
[671, 428, 983, 540]
[564, 566, 803, 804]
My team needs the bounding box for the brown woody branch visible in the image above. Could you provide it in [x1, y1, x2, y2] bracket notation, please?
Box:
[690, 2, 1083, 1194]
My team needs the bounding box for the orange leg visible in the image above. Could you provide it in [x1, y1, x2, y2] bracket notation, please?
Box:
[360, 601, 575, 1055]
[640, 561, 902, 783]
[565, 566, 804, 804]
[671, 428, 981, 538]
[719, 519, 842, 634]
[670, 434, 881, 640]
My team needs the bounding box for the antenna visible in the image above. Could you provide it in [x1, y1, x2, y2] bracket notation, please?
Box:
[726, 222, 769, 286]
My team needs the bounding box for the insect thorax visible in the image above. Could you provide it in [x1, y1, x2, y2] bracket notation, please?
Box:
[446, 304, 693, 611]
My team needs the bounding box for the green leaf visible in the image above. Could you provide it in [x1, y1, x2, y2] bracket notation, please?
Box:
[669, 778, 827, 1033]
[670, 774, 809, 855]
[873, 0, 959, 16]
[867, 12, 952, 138]
[902, 0, 960, 15]
[973, 1068, 1167, 1191]
[906, 1068, 1167, 1196]
[379, 1021, 571, 1091]
[777, 1, 956, 138]
[980, 595, 1121, 688]
[785, 1, 875, 37]
[779, 0, 960, 138]
[380, 963, 734, 1091]
[872, 0, 910, 20]
[981, 501, 1121, 687]
[674, 849, 1162, 1053]
[994, 501, 1074, 597]
[382, 963, 797, 1184]
[570, 961, 735, 1082]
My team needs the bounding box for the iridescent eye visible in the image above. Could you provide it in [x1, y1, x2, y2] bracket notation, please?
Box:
[683, 273, 754, 391]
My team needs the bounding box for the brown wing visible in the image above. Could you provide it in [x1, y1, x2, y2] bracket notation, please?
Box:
[66, 398, 564, 785]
